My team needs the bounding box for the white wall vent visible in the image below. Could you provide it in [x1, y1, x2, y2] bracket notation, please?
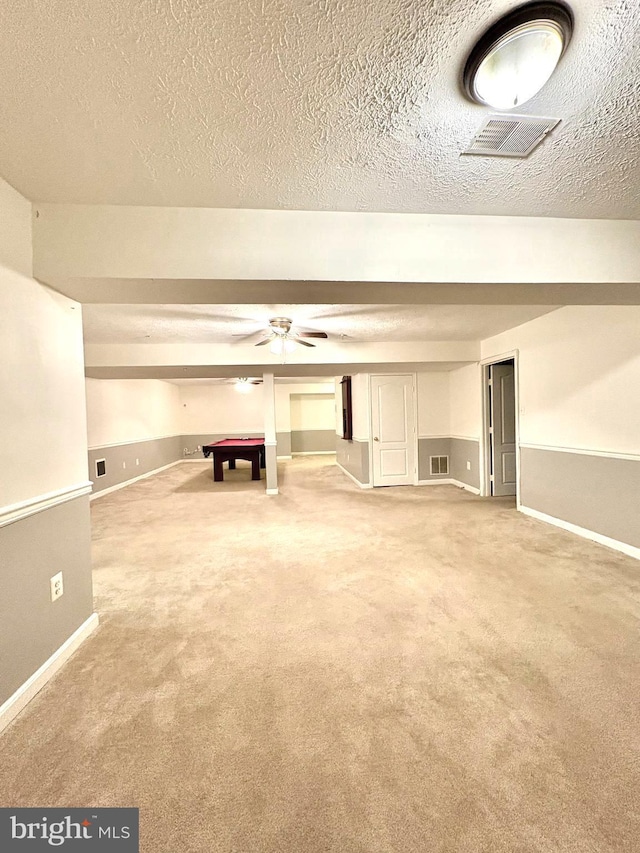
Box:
[430, 455, 449, 476]
[95, 458, 106, 477]
[462, 115, 560, 158]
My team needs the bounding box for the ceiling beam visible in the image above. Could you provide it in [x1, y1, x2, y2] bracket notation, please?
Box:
[45, 277, 640, 305]
[85, 362, 473, 380]
[84, 340, 479, 370]
[34, 206, 640, 299]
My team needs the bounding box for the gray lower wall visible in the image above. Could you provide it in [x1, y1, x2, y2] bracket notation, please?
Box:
[265, 444, 278, 492]
[276, 432, 291, 457]
[520, 447, 640, 549]
[89, 436, 183, 494]
[291, 430, 336, 453]
[336, 436, 370, 485]
[449, 438, 481, 490]
[418, 437, 480, 489]
[418, 438, 451, 480]
[0, 496, 94, 706]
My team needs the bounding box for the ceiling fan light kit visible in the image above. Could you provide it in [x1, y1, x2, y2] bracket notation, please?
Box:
[269, 337, 297, 356]
[253, 317, 329, 361]
[463, 2, 573, 110]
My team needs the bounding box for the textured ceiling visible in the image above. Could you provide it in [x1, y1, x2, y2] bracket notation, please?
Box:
[1, 0, 639, 218]
[81, 303, 558, 344]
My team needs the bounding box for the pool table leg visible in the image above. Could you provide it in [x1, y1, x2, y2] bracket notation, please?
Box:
[213, 456, 224, 481]
[228, 459, 236, 469]
[251, 455, 261, 480]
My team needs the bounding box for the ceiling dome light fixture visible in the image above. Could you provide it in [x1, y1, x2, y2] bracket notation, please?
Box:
[463, 2, 573, 110]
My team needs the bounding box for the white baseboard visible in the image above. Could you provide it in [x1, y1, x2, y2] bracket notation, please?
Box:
[90, 460, 183, 500]
[266, 488, 279, 495]
[336, 462, 372, 489]
[519, 506, 640, 561]
[292, 451, 337, 456]
[181, 458, 208, 463]
[277, 455, 292, 460]
[0, 613, 99, 735]
[450, 479, 481, 495]
[416, 478, 480, 495]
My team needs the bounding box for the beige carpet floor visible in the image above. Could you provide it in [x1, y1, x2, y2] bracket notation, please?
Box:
[1, 456, 640, 852]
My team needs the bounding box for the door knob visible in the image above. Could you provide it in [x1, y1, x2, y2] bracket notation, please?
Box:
[374, 436, 379, 441]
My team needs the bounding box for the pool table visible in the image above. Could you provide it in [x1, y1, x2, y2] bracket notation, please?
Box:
[202, 438, 266, 482]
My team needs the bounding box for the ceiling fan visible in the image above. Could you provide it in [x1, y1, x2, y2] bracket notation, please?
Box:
[253, 317, 328, 354]
[208, 377, 263, 393]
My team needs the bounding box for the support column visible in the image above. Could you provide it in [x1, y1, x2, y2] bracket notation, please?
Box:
[263, 372, 278, 495]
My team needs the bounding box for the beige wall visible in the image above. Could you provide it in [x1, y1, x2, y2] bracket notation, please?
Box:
[449, 364, 482, 441]
[179, 383, 265, 435]
[276, 383, 335, 432]
[481, 306, 640, 454]
[290, 393, 335, 432]
[417, 372, 450, 437]
[0, 179, 32, 278]
[86, 378, 181, 448]
[1, 180, 88, 507]
[178, 381, 334, 437]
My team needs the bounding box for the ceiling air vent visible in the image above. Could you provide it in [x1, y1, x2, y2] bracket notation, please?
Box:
[462, 114, 560, 158]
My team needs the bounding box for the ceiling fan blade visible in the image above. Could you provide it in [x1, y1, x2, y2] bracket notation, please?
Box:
[142, 309, 259, 324]
[254, 337, 272, 346]
[231, 330, 270, 345]
[297, 339, 316, 347]
[317, 306, 392, 321]
[298, 331, 328, 338]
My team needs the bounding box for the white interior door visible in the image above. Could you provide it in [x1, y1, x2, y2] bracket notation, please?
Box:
[370, 374, 416, 487]
[490, 362, 516, 497]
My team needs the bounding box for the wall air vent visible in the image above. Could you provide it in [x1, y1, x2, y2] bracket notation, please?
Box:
[430, 455, 449, 476]
[462, 114, 560, 158]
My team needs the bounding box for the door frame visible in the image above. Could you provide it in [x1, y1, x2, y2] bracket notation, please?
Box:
[479, 350, 521, 506]
[368, 372, 419, 487]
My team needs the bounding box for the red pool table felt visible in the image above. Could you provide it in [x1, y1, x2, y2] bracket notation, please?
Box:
[208, 438, 263, 448]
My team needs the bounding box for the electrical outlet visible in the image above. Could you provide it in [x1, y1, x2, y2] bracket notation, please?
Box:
[197, 445, 201, 451]
[466, 460, 471, 470]
[136, 458, 140, 466]
[50, 571, 64, 602]
[122, 461, 126, 469]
